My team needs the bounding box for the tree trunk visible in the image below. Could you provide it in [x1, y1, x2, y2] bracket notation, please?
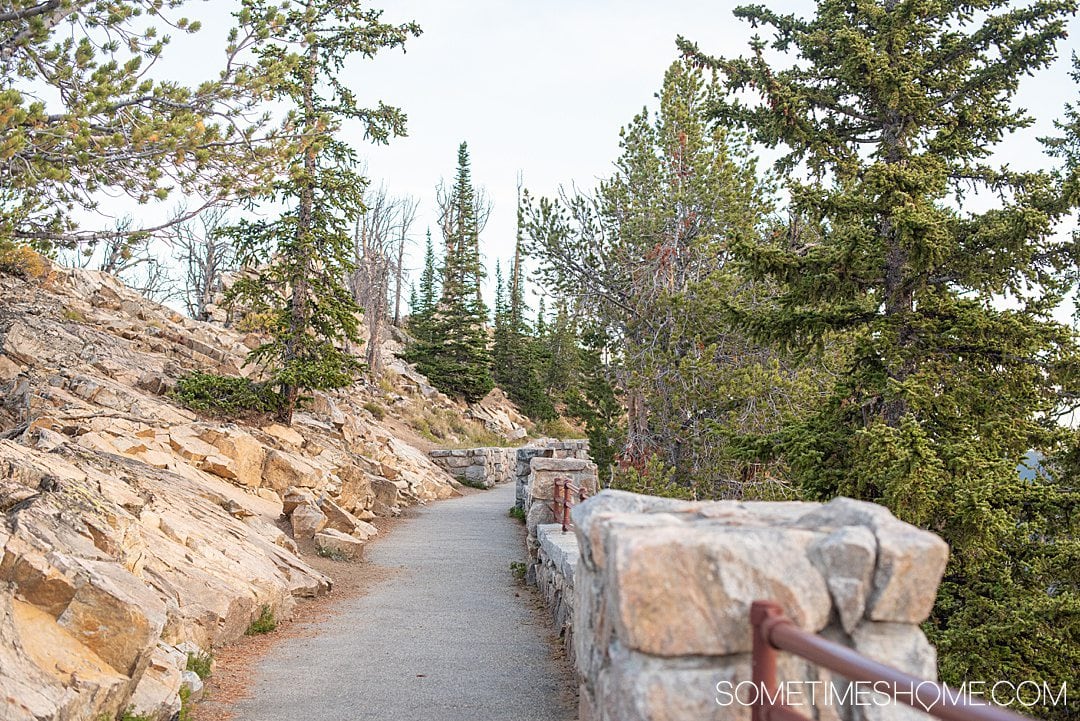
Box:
[280, 27, 319, 425]
[880, 109, 913, 428]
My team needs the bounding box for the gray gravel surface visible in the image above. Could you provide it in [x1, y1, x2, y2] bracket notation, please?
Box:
[230, 481, 577, 721]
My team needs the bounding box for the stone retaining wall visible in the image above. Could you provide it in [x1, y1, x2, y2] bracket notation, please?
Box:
[514, 439, 590, 509]
[428, 447, 515, 488]
[534, 524, 580, 651]
[527, 489, 950, 721]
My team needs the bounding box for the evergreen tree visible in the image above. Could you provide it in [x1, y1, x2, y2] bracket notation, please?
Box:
[226, 0, 419, 424]
[0, 0, 283, 253]
[681, 2, 1080, 712]
[543, 298, 580, 398]
[494, 220, 555, 421]
[527, 60, 804, 491]
[566, 327, 624, 485]
[405, 143, 493, 402]
[408, 229, 440, 344]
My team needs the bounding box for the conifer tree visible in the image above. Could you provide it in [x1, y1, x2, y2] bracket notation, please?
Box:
[408, 229, 439, 344]
[527, 60, 801, 490]
[405, 143, 493, 402]
[226, 0, 419, 424]
[493, 219, 555, 420]
[0, 0, 284, 253]
[681, 1, 1080, 711]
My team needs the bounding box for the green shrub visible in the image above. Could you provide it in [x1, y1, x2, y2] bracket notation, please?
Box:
[533, 416, 586, 440]
[245, 604, 277, 635]
[185, 650, 213, 680]
[316, 546, 348, 561]
[0, 242, 50, 280]
[119, 710, 154, 721]
[171, 371, 283, 417]
[363, 401, 386, 421]
[508, 506, 526, 523]
[178, 685, 192, 721]
[509, 561, 527, 581]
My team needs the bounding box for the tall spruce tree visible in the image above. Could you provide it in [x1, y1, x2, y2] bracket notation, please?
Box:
[405, 143, 493, 402]
[527, 60, 805, 492]
[408, 229, 439, 344]
[226, 0, 419, 424]
[681, 1, 1080, 712]
[491, 200, 555, 420]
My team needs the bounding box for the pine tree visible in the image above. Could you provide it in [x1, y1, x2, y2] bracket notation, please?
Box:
[0, 0, 283, 253]
[494, 220, 556, 421]
[408, 230, 440, 344]
[544, 299, 580, 398]
[405, 143, 493, 402]
[527, 60, 802, 491]
[226, 0, 420, 424]
[681, 2, 1080, 712]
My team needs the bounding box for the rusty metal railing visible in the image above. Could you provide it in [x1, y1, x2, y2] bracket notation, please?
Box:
[551, 477, 589, 533]
[750, 600, 1032, 721]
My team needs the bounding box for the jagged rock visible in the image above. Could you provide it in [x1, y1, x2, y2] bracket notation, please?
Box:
[0, 262, 456, 718]
[351, 519, 379, 542]
[262, 449, 325, 493]
[370, 477, 400, 509]
[290, 504, 328, 539]
[262, 423, 305, 450]
[314, 529, 364, 560]
[282, 487, 317, 516]
[180, 669, 205, 703]
[168, 427, 217, 462]
[317, 496, 361, 534]
[127, 644, 184, 719]
[198, 426, 265, 488]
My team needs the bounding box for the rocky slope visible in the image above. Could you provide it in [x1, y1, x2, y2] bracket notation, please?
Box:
[0, 265, 515, 720]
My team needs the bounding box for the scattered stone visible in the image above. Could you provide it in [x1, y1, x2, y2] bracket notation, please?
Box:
[314, 529, 365, 560]
[290, 504, 328, 539]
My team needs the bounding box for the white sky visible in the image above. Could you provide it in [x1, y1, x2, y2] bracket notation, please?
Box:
[94, 1, 1080, 306]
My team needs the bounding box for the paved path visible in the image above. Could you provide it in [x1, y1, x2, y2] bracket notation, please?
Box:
[230, 482, 577, 721]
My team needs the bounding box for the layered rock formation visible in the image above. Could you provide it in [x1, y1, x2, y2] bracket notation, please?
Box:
[0, 266, 465, 719]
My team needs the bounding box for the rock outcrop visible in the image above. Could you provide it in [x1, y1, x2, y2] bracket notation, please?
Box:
[0, 266, 463, 720]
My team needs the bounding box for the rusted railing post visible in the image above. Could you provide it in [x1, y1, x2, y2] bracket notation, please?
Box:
[751, 600, 783, 721]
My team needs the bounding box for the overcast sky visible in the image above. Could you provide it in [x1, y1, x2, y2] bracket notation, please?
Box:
[122, 1, 1080, 304]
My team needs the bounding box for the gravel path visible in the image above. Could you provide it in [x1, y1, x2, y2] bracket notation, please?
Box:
[230, 482, 577, 721]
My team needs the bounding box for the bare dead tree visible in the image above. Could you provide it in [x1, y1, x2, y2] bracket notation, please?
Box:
[169, 207, 234, 320]
[392, 194, 419, 327]
[348, 185, 396, 377]
[435, 177, 492, 243]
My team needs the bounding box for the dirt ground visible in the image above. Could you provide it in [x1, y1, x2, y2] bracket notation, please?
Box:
[188, 512, 413, 721]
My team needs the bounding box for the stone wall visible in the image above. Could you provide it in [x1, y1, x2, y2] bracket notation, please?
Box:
[524, 457, 598, 569]
[428, 447, 516, 489]
[514, 439, 590, 509]
[528, 489, 950, 721]
[534, 523, 580, 652]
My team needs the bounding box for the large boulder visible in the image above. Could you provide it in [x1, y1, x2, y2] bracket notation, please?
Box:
[314, 529, 365, 560]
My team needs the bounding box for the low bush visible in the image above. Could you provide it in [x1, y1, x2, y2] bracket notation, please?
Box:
[171, 371, 283, 417]
[245, 604, 277, 635]
[363, 401, 386, 421]
[0, 242, 50, 280]
[185, 650, 213, 680]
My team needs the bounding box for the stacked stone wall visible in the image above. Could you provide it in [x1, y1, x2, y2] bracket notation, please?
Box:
[527, 489, 950, 721]
[428, 447, 515, 488]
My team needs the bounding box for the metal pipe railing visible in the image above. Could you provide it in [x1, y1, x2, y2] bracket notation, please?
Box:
[750, 601, 1034, 721]
[551, 477, 588, 532]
